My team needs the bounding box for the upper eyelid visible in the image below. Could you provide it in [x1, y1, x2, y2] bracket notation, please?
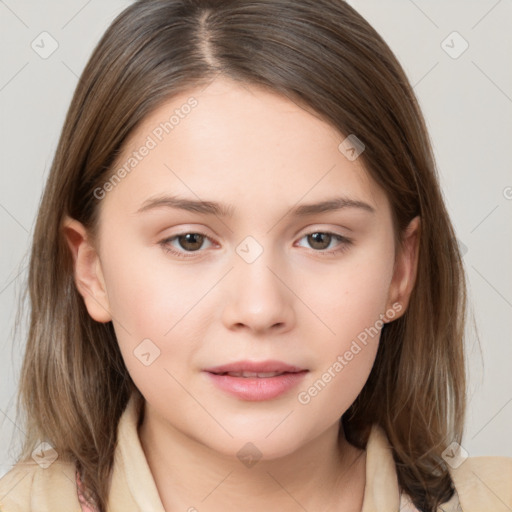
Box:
[161, 223, 353, 238]
[161, 228, 352, 248]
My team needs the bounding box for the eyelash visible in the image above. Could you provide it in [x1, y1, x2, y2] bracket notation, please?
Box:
[159, 230, 353, 259]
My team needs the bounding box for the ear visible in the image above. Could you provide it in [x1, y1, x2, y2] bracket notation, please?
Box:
[386, 216, 420, 319]
[62, 216, 112, 323]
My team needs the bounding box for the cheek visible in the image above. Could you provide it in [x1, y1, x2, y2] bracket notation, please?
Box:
[99, 242, 208, 380]
[101, 237, 203, 331]
[308, 241, 395, 347]
[295, 241, 394, 415]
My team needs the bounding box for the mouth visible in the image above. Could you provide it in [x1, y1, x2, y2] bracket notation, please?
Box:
[204, 359, 307, 375]
[203, 360, 309, 401]
[211, 370, 296, 378]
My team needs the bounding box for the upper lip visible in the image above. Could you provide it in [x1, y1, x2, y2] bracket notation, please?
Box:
[204, 360, 307, 375]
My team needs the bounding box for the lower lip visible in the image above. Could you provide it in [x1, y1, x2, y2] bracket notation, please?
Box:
[204, 371, 308, 401]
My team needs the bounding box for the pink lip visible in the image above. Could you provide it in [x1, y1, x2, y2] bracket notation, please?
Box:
[204, 359, 306, 374]
[203, 360, 308, 401]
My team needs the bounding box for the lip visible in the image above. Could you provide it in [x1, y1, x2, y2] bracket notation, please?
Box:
[204, 359, 306, 374]
[203, 360, 308, 401]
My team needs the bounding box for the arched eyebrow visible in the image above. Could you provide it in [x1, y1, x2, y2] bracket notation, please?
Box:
[135, 194, 375, 217]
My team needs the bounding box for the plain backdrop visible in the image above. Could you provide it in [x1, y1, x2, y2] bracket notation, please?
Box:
[1, 0, 511, 479]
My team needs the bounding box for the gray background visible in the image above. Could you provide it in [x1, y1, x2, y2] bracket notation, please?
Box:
[1, 0, 511, 479]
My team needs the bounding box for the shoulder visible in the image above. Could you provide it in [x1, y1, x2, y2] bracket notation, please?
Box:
[399, 456, 512, 512]
[0, 459, 81, 511]
[447, 455, 512, 511]
[0, 463, 35, 511]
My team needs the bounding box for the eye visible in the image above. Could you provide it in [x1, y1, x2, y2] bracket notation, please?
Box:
[159, 230, 353, 259]
[296, 231, 353, 256]
[159, 231, 214, 259]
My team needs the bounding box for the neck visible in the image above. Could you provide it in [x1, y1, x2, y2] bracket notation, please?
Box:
[138, 401, 366, 512]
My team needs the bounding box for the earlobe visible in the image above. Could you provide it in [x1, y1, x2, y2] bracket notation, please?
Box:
[62, 216, 112, 323]
[386, 216, 421, 319]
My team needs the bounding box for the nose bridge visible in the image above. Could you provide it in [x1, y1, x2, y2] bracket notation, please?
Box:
[221, 234, 294, 332]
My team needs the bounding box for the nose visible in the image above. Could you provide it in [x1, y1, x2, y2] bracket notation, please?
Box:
[221, 248, 296, 335]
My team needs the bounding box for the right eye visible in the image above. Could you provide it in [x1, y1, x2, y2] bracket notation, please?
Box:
[159, 231, 215, 258]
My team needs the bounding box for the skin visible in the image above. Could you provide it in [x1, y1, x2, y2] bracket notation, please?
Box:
[64, 77, 420, 511]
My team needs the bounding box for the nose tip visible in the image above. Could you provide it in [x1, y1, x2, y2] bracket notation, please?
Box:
[222, 258, 295, 334]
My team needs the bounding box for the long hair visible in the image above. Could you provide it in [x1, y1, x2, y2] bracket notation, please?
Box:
[14, 1, 467, 510]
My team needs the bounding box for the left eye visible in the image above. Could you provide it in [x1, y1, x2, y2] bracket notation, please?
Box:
[296, 232, 350, 253]
[159, 231, 352, 259]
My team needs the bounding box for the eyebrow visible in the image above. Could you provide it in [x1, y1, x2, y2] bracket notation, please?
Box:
[135, 194, 375, 217]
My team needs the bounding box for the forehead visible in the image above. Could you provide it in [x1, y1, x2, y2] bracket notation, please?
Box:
[101, 77, 388, 221]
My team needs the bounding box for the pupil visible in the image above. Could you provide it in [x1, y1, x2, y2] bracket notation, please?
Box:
[182, 233, 203, 251]
[309, 232, 330, 249]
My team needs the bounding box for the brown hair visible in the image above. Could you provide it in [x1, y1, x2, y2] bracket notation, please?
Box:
[13, 0, 467, 510]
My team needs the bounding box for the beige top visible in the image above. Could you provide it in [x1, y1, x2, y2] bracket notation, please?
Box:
[1, 393, 511, 511]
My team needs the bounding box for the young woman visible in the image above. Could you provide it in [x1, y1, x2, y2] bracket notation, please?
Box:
[1, 1, 510, 511]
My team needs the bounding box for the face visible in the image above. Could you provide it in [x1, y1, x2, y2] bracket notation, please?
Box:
[65, 77, 419, 459]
